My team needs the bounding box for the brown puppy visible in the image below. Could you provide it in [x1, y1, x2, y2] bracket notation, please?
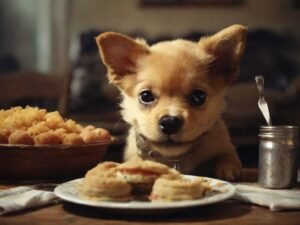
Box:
[96, 25, 247, 181]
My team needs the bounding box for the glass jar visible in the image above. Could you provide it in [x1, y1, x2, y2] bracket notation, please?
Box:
[258, 126, 299, 189]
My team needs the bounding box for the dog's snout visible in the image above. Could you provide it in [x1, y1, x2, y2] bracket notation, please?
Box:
[159, 116, 183, 135]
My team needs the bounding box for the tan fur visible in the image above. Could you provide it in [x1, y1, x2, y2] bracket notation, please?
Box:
[96, 24, 248, 181]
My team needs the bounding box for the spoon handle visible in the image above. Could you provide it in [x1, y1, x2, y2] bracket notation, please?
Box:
[255, 75, 264, 96]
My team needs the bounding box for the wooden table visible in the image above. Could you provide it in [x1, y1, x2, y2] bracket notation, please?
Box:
[1, 169, 300, 225]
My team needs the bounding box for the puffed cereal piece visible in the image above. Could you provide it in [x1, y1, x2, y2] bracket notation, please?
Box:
[22, 106, 46, 127]
[64, 119, 81, 133]
[62, 133, 85, 145]
[0, 128, 10, 137]
[80, 129, 98, 143]
[0, 132, 8, 144]
[35, 131, 62, 145]
[54, 128, 68, 139]
[8, 130, 34, 145]
[45, 111, 65, 129]
[94, 128, 111, 141]
[75, 124, 84, 132]
[80, 128, 111, 144]
[27, 121, 50, 136]
[83, 125, 95, 131]
[4, 112, 27, 130]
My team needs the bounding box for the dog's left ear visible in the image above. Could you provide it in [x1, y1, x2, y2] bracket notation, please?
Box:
[200, 24, 247, 84]
[95, 32, 149, 86]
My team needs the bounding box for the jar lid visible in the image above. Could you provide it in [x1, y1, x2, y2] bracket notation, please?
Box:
[259, 126, 299, 138]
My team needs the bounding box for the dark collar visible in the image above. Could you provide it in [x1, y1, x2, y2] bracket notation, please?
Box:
[135, 132, 206, 171]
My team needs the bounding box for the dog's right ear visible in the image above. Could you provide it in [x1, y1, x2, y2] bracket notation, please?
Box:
[199, 24, 247, 85]
[95, 32, 149, 86]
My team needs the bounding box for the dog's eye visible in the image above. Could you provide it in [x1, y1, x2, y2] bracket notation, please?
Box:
[139, 90, 155, 105]
[188, 90, 207, 106]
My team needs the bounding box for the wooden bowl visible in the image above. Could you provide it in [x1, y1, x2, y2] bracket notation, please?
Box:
[0, 141, 110, 180]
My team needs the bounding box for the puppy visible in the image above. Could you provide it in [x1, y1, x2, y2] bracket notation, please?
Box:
[96, 24, 247, 181]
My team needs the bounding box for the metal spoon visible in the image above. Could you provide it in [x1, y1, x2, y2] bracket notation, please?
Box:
[255, 75, 272, 126]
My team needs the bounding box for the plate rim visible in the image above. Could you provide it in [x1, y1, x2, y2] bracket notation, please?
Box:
[54, 175, 236, 210]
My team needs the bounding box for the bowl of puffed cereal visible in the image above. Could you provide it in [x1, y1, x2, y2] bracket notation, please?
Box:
[0, 106, 112, 179]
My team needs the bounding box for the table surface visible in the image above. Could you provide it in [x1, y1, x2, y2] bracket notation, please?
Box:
[1, 169, 300, 225]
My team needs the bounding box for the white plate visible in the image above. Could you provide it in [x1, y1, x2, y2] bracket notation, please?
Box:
[54, 175, 235, 213]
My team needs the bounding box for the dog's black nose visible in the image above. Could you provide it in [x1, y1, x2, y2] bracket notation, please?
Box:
[159, 116, 183, 135]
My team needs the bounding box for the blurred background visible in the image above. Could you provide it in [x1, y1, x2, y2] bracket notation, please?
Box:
[0, 0, 300, 166]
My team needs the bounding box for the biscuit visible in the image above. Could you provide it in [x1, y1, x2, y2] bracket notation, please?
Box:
[160, 168, 182, 180]
[80, 159, 211, 202]
[149, 176, 207, 202]
[81, 162, 132, 201]
[116, 157, 170, 194]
